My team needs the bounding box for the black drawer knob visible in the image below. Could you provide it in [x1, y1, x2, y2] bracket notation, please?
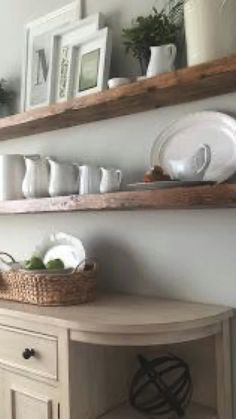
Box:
[22, 348, 35, 360]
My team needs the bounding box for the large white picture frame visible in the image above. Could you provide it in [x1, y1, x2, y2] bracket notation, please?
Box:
[51, 13, 105, 103]
[21, 1, 81, 112]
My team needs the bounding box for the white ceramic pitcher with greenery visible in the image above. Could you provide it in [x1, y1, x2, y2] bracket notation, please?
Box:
[184, 0, 236, 65]
[147, 44, 177, 77]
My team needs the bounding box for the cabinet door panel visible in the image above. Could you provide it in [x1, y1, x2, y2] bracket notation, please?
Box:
[11, 388, 52, 419]
[0, 369, 4, 419]
[4, 372, 58, 419]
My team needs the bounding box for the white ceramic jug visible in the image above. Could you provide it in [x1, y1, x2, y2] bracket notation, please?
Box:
[184, 0, 236, 65]
[79, 165, 101, 195]
[0, 155, 25, 201]
[48, 159, 79, 197]
[146, 44, 177, 77]
[22, 156, 49, 198]
[100, 168, 122, 193]
[168, 144, 211, 181]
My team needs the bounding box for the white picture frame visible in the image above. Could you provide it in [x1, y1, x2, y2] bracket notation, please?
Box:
[74, 28, 112, 98]
[21, 1, 81, 112]
[51, 13, 105, 103]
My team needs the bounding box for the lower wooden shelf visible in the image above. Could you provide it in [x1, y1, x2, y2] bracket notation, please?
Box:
[100, 403, 217, 419]
[0, 183, 236, 214]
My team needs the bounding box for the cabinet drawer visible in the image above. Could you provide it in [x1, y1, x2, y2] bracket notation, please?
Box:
[0, 325, 57, 380]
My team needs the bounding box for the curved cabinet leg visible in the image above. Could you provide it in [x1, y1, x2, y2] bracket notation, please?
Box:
[215, 319, 232, 419]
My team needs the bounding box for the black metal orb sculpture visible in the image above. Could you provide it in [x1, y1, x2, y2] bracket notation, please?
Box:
[130, 354, 193, 418]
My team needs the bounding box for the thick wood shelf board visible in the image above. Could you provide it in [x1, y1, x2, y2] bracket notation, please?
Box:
[1, 54, 236, 140]
[100, 403, 217, 419]
[1, 184, 236, 214]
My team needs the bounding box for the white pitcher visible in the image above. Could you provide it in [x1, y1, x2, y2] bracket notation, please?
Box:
[0, 155, 25, 201]
[100, 168, 122, 193]
[22, 156, 49, 199]
[48, 159, 79, 197]
[79, 165, 101, 195]
[168, 144, 211, 181]
[146, 44, 177, 78]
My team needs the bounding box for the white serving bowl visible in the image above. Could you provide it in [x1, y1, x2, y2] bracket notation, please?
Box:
[108, 78, 131, 89]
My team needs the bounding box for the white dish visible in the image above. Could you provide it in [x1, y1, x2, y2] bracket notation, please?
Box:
[127, 181, 214, 191]
[34, 233, 86, 269]
[108, 78, 131, 89]
[150, 112, 236, 183]
[136, 76, 147, 81]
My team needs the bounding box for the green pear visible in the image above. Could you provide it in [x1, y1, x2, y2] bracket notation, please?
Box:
[24, 257, 46, 271]
[46, 259, 64, 270]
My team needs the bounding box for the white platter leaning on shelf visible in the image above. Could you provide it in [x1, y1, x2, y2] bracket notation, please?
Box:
[151, 111, 236, 184]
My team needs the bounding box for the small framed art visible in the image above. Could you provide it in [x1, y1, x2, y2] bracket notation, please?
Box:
[21, 1, 81, 111]
[73, 28, 112, 98]
[52, 13, 105, 103]
[79, 49, 101, 92]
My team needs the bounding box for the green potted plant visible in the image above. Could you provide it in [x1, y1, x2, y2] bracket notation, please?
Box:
[122, 1, 185, 75]
[0, 79, 14, 117]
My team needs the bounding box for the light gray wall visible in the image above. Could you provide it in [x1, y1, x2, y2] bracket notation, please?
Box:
[1, 0, 236, 415]
[0, 0, 236, 306]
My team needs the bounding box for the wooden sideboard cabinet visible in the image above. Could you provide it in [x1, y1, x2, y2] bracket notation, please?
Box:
[0, 293, 233, 419]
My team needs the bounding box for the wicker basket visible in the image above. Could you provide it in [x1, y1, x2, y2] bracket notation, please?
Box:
[0, 254, 97, 306]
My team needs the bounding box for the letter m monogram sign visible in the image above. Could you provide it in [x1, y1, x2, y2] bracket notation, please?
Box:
[30, 33, 51, 108]
[35, 49, 49, 86]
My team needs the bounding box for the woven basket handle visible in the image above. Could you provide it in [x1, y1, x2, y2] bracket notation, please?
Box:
[0, 252, 16, 265]
[72, 258, 98, 275]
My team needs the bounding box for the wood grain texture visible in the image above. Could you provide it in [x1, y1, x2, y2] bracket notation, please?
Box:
[0, 293, 232, 343]
[1, 54, 236, 140]
[1, 184, 236, 214]
[99, 402, 217, 419]
[70, 323, 221, 346]
[215, 320, 233, 419]
[152, 338, 217, 410]
[69, 344, 134, 419]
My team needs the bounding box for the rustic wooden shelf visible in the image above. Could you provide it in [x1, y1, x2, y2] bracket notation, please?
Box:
[1, 54, 236, 141]
[0, 184, 236, 214]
